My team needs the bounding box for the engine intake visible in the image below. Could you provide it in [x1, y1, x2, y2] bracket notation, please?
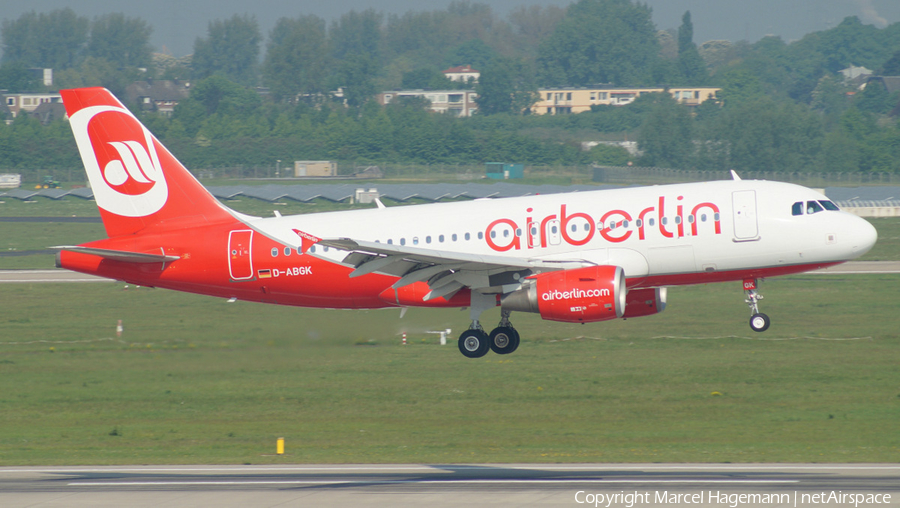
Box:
[501, 265, 626, 323]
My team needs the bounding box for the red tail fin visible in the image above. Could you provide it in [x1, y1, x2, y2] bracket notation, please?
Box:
[61, 87, 234, 238]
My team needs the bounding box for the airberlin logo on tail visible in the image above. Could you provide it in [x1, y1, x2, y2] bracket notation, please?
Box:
[69, 105, 168, 217]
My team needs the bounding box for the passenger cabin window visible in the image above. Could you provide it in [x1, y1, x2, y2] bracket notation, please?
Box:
[792, 202, 803, 216]
[806, 201, 824, 214]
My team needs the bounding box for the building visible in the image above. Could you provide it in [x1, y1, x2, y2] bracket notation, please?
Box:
[532, 86, 720, 115]
[124, 80, 191, 116]
[442, 65, 480, 83]
[840, 65, 873, 83]
[2, 92, 63, 118]
[0, 174, 22, 189]
[29, 68, 53, 87]
[864, 76, 900, 95]
[376, 90, 478, 117]
[30, 101, 67, 124]
[294, 161, 337, 177]
[485, 163, 524, 179]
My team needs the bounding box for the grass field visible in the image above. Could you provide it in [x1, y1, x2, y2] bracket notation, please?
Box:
[1, 274, 898, 465]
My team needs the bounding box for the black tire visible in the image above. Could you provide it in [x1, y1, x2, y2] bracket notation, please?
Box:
[749, 313, 770, 332]
[489, 326, 520, 355]
[458, 329, 490, 358]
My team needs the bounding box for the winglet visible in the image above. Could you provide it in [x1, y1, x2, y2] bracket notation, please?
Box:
[730, 169, 741, 181]
[292, 229, 321, 254]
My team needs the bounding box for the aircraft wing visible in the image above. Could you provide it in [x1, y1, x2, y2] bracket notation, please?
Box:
[318, 237, 587, 301]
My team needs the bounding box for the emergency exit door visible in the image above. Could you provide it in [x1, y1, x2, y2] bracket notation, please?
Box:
[228, 230, 254, 280]
[732, 190, 759, 240]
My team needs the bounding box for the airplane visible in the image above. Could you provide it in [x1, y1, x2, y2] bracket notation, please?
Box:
[54, 87, 878, 358]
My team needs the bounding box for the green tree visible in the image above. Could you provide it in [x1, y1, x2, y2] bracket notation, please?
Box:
[330, 54, 378, 108]
[475, 57, 538, 115]
[52, 57, 140, 97]
[704, 98, 824, 173]
[329, 9, 382, 63]
[536, 0, 660, 86]
[400, 68, 456, 90]
[507, 5, 567, 59]
[184, 75, 261, 116]
[810, 74, 849, 119]
[263, 15, 329, 101]
[444, 39, 497, 70]
[677, 11, 707, 84]
[0, 62, 41, 92]
[88, 13, 152, 68]
[881, 49, 900, 75]
[328, 10, 382, 107]
[192, 14, 261, 85]
[715, 68, 765, 106]
[855, 79, 898, 114]
[589, 143, 630, 165]
[637, 93, 693, 168]
[1, 9, 89, 69]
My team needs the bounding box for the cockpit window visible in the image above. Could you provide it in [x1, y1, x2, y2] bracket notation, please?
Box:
[792, 202, 803, 216]
[806, 201, 824, 214]
[818, 200, 839, 211]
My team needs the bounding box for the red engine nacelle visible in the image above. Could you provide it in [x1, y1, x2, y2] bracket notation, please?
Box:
[501, 265, 626, 323]
[622, 287, 667, 318]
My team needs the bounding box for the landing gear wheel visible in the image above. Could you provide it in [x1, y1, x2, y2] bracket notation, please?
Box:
[749, 313, 770, 332]
[489, 326, 520, 355]
[458, 329, 491, 358]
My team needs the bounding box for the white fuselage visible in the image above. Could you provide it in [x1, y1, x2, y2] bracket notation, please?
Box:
[249, 179, 876, 286]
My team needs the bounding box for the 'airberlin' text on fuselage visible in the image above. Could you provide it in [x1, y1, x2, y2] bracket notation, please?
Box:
[485, 195, 722, 252]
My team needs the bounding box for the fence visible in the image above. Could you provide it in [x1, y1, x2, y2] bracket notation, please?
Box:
[5, 163, 898, 187]
[592, 166, 900, 187]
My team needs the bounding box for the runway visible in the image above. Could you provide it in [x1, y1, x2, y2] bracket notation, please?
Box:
[1, 463, 898, 507]
[1, 261, 898, 284]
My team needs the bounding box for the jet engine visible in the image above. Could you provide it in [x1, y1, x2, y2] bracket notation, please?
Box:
[501, 265, 625, 323]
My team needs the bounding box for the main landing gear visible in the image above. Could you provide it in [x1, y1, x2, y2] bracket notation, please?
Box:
[743, 278, 770, 332]
[458, 293, 520, 358]
[457, 313, 521, 358]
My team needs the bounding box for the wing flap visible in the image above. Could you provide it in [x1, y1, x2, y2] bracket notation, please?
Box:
[317, 237, 588, 297]
[320, 237, 585, 273]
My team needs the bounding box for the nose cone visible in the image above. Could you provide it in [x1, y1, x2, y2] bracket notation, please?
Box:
[848, 216, 878, 258]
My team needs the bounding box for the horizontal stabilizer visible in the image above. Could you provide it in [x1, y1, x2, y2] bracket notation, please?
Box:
[52, 246, 180, 263]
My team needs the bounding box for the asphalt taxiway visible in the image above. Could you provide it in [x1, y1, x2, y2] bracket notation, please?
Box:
[1, 463, 898, 507]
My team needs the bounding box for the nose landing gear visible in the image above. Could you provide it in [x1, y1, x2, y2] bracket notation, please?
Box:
[744, 278, 770, 332]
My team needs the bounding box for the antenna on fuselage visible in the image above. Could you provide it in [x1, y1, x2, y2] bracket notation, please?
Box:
[730, 170, 742, 181]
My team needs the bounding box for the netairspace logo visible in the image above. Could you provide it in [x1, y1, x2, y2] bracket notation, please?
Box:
[573, 490, 892, 508]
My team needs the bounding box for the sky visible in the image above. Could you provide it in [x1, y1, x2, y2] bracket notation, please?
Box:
[3, 0, 899, 57]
